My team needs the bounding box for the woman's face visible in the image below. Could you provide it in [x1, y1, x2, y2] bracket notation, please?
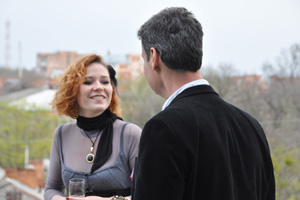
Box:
[77, 62, 113, 117]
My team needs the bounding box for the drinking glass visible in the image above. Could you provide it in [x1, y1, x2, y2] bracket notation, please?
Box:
[68, 178, 85, 197]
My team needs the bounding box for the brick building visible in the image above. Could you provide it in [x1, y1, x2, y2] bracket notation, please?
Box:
[36, 51, 83, 77]
[103, 53, 143, 93]
[36, 51, 144, 92]
[231, 74, 266, 88]
[0, 161, 44, 200]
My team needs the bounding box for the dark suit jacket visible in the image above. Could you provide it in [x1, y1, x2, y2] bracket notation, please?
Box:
[132, 85, 275, 200]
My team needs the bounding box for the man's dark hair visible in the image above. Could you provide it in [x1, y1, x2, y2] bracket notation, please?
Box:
[137, 7, 203, 72]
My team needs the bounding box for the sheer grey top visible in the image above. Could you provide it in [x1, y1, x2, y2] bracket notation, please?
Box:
[44, 119, 141, 200]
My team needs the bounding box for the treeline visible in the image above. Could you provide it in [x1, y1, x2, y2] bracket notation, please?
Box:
[0, 103, 72, 168]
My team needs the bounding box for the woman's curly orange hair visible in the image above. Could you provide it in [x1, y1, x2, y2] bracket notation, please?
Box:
[51, 54, 121, 118]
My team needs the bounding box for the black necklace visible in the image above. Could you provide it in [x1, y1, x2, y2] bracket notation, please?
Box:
[83, 129, 101, 163]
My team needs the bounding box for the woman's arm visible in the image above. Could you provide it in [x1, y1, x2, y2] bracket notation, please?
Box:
[123, 123, 142, 170]
[45, 127, 66, 200]
[67, 196, 129, 200]
[51, 195, 67, 200]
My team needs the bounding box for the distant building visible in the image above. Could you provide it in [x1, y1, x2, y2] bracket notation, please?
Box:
[0, 77, 23, 94]
[126, 54, 144, 80]
[0, 178, 43, 200]
[8, 88, 57, 110]
[0, 162, 43, 200]
[270, 75, 300, 82]
[37, 51, 143, 83]
[36, 51, 84, 77]
[231, 74, 266, 88]
[36, 51, 144, 92]
[0, 178, 23, 200]
[102, 53, 144, 93]
[5, 161, 45, 190]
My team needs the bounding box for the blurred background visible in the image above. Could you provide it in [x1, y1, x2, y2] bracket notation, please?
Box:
[0, 0, 299, 199]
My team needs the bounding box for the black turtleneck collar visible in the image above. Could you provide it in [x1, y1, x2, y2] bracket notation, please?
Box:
[76, 109, 121, 173]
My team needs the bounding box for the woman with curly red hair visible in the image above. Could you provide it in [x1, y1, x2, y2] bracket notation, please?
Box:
[44, 54, 141, 200]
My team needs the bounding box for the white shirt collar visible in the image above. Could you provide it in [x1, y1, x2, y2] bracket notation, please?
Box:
[162, 79, 209, 110]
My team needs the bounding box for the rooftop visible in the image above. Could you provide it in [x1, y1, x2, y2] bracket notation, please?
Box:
[1, 88, 57, 110]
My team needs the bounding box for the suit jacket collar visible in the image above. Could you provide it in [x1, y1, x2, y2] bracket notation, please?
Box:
[168, 85, 219, 108]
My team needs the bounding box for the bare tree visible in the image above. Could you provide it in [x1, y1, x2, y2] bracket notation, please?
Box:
[120, 77, 164, 128]
[202, 63, 237, 99]
[261, 43, 300, 149]
[262, 43, 300, 123]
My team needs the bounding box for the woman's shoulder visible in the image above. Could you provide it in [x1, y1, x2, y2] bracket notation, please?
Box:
[53, 122, 77, 136]
[114, 119, 142, 138]
[114, 119, 140, 129]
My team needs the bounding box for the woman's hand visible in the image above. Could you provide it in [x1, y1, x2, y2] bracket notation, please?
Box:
[67, 196, 110, 200]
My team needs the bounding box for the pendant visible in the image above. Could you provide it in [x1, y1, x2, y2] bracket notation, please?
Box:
[86, 146, 95, 163]
[86, 153, 95, 163]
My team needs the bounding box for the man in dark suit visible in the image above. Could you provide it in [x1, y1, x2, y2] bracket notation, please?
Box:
[131, 7, 275, 200]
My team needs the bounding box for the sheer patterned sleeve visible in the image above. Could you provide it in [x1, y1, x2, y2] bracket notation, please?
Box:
[44, 126, 65, 200]
[123, 123, 142, 170]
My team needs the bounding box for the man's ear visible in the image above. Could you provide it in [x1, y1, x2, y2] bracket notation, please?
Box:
[149, 47, 160, 71]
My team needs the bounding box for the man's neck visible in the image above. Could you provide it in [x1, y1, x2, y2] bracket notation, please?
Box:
[161, 69, 203, 99]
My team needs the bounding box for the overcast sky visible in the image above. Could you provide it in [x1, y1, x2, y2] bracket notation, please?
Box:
[0, 0, 300, 74]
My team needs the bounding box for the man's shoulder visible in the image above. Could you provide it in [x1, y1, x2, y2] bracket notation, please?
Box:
[145, 103, 197, 129]
[149, 107, 178, 121]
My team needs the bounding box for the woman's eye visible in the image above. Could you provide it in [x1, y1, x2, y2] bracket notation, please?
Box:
[102, 80, 109, 84]
[83, 81, 93, 85]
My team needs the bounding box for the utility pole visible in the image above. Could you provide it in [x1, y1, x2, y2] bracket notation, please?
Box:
[18, 42, 23, 78]
[25, 144, 29, 167]
[5, 21, 11, 69]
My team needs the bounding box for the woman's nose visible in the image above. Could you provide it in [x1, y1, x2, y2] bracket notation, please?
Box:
[93, 81, 103, 91]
